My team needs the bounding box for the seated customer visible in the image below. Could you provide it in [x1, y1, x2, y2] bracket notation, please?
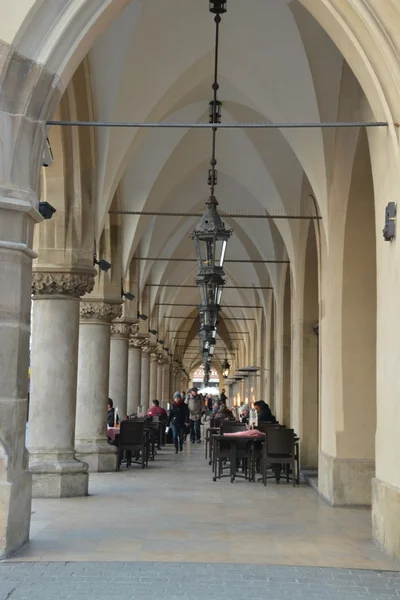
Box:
[254, 400, 277, 423]
[147, 399, 167, 417]
[107, 398, 119, 427]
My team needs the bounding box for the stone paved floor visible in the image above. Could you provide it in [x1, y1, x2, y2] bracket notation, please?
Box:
[2, 442, 399, 598]
[1, 562, 400, 600]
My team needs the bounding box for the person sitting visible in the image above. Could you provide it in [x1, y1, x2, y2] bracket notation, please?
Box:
[240, 408, 249, 424]
[107, 398, 119, 427]
[147, 399, 167, 418]
[254, 400, 277, 423]
[215, 403, 234, 420]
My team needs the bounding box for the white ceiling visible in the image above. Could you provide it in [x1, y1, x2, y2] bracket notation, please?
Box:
[87, 0, 343, 364]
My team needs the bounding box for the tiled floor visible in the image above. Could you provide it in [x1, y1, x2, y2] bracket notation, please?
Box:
[9, 444, 399, 570]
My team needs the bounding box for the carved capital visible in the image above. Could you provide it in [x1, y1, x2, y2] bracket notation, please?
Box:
[32, 272, 95, 298]
[111, 322, 131, 338]
[130, 323, 139, 337]
[80, 301, 122, 323]
[150, 350, 159, 363]
[129, 336, 144, 349]
[141, 341, 152, 355]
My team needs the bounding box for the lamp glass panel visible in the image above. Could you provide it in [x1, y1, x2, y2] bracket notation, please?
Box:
[215, 239, 227, 268]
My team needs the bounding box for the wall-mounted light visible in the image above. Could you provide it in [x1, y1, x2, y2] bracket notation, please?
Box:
[39, 201, 56, 220]
[94, 240, 111, 272]
[121, 280, 135, 301]
[138, 312, 148, 321]
[94, 257, 111, 272]
[157, 339, 164, 345]
[383, 202, 396, 241]
[149, 329, 157, 335]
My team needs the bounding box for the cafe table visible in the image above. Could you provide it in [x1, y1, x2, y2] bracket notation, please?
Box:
[211, 431, 265, 483]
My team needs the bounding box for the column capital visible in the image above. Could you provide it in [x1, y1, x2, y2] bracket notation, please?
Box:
[129, 335, 145, 349]
[32, 271, 95, 298]
[80, 301, 122, 323]
[141, 340, 152, 355]
[150, 349, 160, 363]
[110, 322, 131, 339]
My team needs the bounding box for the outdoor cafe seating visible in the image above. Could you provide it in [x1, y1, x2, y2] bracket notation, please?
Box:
[207, 420, 300, 485]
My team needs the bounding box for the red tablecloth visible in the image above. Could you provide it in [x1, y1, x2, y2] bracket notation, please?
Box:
[223, 430, 265, 438]
[107, 427, 120, 440]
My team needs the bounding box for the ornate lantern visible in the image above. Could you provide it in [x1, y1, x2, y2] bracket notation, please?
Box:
[209, 0, 227, 14]
[191, 196, 232, 275]
[221, 356, 230, 379]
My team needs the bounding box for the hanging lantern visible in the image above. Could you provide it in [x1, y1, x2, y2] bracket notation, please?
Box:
[221, 357, 230, 379]
[191, 196, 232, 275]
[209, 0, 227, 14]
[209, 100, 222, 124]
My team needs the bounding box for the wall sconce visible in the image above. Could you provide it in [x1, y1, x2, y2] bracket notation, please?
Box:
[149, 329, 157, 335]
[39, 201, 56, 220]
[121, 281, 135, 301]
[138, 312, 148, 321]
[94, 240, 111, 272]
[383, 202, 396, 241]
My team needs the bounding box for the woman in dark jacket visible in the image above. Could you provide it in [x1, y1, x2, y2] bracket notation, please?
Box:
[168, 392, 190, 453]
[254, 400, 277, 423]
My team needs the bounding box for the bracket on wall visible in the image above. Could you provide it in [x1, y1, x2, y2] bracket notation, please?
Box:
[383, 202, 396, 241]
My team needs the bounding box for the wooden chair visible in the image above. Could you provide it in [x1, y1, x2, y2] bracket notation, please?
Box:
[116, 420, 148, 470]
[261, 428, 296, 486]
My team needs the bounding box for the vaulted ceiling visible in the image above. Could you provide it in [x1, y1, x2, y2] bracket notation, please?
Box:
[86, 0, 344, 370]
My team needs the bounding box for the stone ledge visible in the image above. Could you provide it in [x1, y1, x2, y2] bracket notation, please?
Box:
[318, 451, 375, 506]
[372, 477, 400, 564]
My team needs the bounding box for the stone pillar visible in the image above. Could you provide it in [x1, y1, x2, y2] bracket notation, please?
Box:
[140, 343, 151, 412]
[127, 328, 143, 415]
[0, 189, 41, 558]
[109, 322, 130, 419]
[28, 272, 94, 497]
[162, 362, 171, 407]
[149, 351, 159, 405]
[75, 301, 122, 472]
[157, 356, 163, 401]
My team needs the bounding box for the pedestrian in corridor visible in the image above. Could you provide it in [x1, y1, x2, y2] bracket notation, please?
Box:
[167, 392, 190, 453]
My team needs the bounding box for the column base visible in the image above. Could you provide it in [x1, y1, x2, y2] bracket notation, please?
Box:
[0, 468, 32, 559]
[29, 455, 89, 498]
[318, 451, 375, 506]
[75, 442, 117, 472]
[372, 478, 400, 563]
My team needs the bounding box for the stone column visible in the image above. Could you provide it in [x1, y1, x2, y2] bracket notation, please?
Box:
[127, 328, 143, 415]
[109, 322, 131, 419]
[149, 350, 159, 406]
[0, 188, 41, 558]
[162, 362, 171, 407]
[157, 356, 163, 401]
[140, 343, 151, 412]
[75, 301, 122, 472]
[28, 271, 94, 497]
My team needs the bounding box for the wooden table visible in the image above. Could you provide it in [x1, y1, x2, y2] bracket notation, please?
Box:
[211, 434, 265, 483]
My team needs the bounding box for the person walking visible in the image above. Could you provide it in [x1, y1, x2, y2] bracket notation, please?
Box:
[188, 387, 203, 443]
[167, 392, 189, 453]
